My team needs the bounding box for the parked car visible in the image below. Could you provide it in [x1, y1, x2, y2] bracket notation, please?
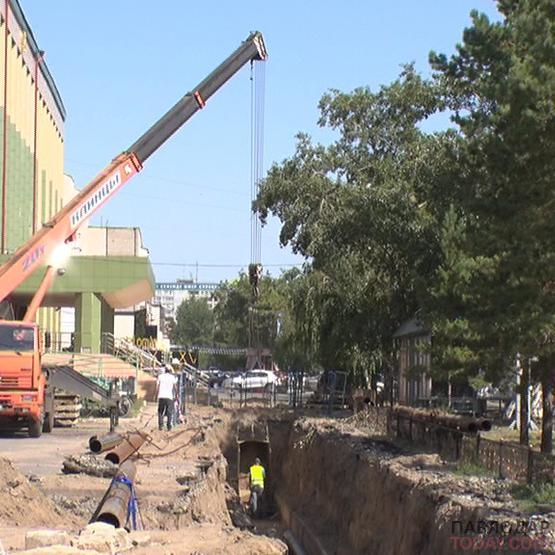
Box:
[209, 371, 229, 388]
[222, 370, 278, 390]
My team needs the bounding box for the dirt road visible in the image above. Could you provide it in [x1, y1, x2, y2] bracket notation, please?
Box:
[0, 404, 287, 554]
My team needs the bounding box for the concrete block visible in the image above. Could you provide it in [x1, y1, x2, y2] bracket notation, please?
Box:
[25, 530, 71, 550]
[75, 522, 132, 553]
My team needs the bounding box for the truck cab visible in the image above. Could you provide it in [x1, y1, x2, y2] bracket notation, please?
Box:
[0, 321, 52, 437]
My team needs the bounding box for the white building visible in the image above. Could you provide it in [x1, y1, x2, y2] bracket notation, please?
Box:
[155, 280, 219, 321]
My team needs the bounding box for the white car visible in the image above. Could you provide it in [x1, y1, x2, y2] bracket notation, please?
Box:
[222, 370, 278, 390]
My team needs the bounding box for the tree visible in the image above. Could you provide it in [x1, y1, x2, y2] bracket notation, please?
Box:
[171, 297, 215, 346]
[428, 1, 555, 449]
[213, 271, 289, 351]
[256, 3, 553, 454]
[257, 66, 445, 384]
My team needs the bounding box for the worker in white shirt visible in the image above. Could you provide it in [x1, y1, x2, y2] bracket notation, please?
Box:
[156, 364, 178, 431]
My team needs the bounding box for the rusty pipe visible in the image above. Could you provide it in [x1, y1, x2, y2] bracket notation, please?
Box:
[392, 407, 482, 433]
[95, 459, 137, 529]
[104, 432, 146, 465]
[89, 432, 124, 454]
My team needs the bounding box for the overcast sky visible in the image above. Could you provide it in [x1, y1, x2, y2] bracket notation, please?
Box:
[22, 0, 501, 284]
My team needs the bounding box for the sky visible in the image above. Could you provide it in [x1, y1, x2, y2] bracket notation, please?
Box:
[22, 0, 501, 285]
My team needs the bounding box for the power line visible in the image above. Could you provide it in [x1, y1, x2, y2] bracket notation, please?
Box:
[65, 157, 249, 198]
[151, 262, 303, 268]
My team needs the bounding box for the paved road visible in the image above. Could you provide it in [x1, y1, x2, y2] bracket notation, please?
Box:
[0, 418, 115, 476]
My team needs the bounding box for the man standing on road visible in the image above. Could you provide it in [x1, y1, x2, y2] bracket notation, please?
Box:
[156, 364, 177, 431]
[248, 457, 266, 517]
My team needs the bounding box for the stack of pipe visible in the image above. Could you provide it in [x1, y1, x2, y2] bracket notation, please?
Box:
[89, 432, 124, 454]
[87, 431, 147, 530]
[104, 432, 147, 465]
[391, 406, 491, 434]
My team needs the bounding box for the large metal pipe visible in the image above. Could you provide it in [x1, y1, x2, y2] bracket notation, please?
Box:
[392, 406, 491, 434]
[95, 459, 137, 529]
[89, 432, 124, 454]
[104, 432, 146, 465]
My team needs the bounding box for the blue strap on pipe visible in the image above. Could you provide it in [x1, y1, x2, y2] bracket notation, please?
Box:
[113, 475, 138, 530]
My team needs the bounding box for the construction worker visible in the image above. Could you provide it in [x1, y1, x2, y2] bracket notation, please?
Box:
[248, 457, 266, 517]
[156, 364, 177, 431]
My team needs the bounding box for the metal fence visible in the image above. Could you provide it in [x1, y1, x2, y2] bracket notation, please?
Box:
[355, 407, 554, 484]
[460, 435, 555, 484]
[177, 379, 279, 411]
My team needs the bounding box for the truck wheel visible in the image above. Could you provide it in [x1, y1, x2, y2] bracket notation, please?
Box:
[29, 417, 42, 438]
[42, 411, 54, 433]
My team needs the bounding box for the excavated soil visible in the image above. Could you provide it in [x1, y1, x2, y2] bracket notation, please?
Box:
[0, 404, 553, 554]
[0, 457, 80, 529]
[0, 405, 287, 554]
[273, 416, 555, 555]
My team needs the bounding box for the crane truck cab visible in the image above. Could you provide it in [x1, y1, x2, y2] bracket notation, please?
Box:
[0, 321, 53, 437]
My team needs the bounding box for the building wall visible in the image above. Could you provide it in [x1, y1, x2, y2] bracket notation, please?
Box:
[0, 1, 65, 337]
[0, 1, 65, 252]
[155, 281, 219, 320]
[77, 227, 150, 258]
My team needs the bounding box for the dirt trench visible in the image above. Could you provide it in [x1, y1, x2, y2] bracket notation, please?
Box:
[220, 412, 555, 555]
[1, 406, 553, 554]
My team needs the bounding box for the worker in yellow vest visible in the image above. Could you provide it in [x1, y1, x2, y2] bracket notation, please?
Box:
[248, 457, 266, 517]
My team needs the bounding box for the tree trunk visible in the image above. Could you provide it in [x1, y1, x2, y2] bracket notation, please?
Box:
[540, 374, 553, 454]
[519, 360, 529, 445]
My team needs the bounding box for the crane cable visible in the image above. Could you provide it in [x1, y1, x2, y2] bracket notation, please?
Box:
[250, 59, 265, 265]
[248, 60, 266, 350]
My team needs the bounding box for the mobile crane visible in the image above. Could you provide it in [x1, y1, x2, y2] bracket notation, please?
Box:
[0, 32, 267, 437]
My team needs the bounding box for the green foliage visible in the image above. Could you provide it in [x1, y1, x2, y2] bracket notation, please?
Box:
[171, 296, 215, 346]
[428, 1, 555, 385]
[511, 482, 555, 513]
[454, 462, 496, 478]
[256, 64, 446, 383]
[255, 0, 555, 428]
[213, 271, 287, 350]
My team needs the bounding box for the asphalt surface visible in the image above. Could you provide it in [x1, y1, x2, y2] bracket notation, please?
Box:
[0, 418, 114, 476]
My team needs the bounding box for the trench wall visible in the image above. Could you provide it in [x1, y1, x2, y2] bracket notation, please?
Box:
[273, 421, 549, 555]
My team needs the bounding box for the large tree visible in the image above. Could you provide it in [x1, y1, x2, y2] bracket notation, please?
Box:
[256, 0, 554, 453]
[171, 296, 215, 346]
[257, 66, 445, 385]
[428, 0, 555, 449]
[213, 271, 289, 351]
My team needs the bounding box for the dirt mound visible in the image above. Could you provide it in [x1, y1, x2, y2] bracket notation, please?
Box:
[0, 457, 75, 527]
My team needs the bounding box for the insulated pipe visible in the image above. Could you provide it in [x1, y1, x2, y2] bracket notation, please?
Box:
[89, 432, 124, 454]
[95, 459, 137, 529]
[104, 432, 146, 465]
[392, 407, 485, 434]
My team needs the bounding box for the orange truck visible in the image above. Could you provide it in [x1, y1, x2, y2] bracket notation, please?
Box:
[0, 32, 267, 437]
[0, 322, 54, 436]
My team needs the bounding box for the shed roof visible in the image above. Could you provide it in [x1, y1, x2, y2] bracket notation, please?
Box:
[393, 317, 429, 339]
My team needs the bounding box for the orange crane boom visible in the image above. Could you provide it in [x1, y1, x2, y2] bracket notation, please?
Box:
[0, 32, 267, 314]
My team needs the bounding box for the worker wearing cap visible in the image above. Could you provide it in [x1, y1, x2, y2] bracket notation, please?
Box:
[249, 457, 266, 516]
[156, 364, 177, 431]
